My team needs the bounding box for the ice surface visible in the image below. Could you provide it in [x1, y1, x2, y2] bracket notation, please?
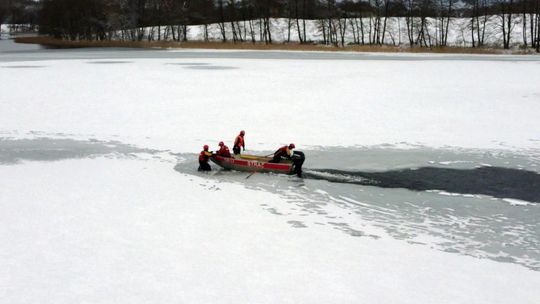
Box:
[1, 48, 540, 152]
[2, 158, 540, 304]
[503, 198, 533, 206]
[1, 41, 540, 303]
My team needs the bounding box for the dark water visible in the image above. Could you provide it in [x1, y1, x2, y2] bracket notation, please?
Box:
[304, 166, 540, 203]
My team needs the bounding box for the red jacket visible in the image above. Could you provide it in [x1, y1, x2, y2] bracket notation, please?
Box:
[199, 150, 212, 162]
[234, 134, 245, 149]
[274, 146, 292, 159]
[217, 145, 231, 157]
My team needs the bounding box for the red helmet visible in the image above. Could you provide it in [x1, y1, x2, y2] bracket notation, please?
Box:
[203, 145, 209, 150]
[219, 141, 224, 146]
[240, 130, 245, 136]
[289, 143, 295, 149]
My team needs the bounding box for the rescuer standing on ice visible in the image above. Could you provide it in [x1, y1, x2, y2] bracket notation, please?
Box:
[233, 130, 245, 155]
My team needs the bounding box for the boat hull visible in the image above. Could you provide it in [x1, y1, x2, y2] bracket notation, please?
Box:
[210, 154, 293, 174]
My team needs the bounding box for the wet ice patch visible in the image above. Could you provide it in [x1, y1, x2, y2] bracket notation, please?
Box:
[0, 137, 162, 164]
[2, 65, 45, 69]
[437, 160, 474, 165]
[173, 147, 540, 271]
[287, 220, 308, 228]
[184, 65, 237, 70]
[306, 146, 540, 173]
[165, 62, 209, 66]
[304, 169, 378, 185]
[87, 61, 132, 64]
[503, 198, 532, 206]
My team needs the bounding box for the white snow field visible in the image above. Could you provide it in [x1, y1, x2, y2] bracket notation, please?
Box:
[1, 55, 540, 151]
[1, 41, 540, 303]
[2, 157, 540, 304]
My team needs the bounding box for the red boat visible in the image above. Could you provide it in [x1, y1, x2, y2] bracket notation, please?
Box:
[210, 153, 304, 175]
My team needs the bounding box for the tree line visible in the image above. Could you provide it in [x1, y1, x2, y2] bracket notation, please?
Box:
[0, 0, 39, 33]
[2, 0, 539, 51]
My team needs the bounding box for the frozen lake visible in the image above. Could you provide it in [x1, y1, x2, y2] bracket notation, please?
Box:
[3, 38, 540, 63]
[1, 38, 540, 303]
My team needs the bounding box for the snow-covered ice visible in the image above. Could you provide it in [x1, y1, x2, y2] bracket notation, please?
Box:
[1, 39, 540, 303]
[2, 54, 540, 152]
[2, 157, 540, 303]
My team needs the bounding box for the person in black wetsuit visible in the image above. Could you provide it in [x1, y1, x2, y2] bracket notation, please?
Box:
[269, 143, 304, 177]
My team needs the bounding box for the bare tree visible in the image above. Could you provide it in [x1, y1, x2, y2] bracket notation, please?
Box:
[535, 0, 540, 51]
[381, 0, 390, 44]
[217, 0, 227, 41]
[497, 0, 514, 49]
[337, 17, 347, 46]
[0, 1, 8, 38]
[229, 0, 241, 42]
[404, 0, 417, 46]
[470, 0, 489, 47]
[437, 0, 453, 46]
[527, 0, 540, 50]
[293, 0, 306, 43]
[372, 0, 382, 44]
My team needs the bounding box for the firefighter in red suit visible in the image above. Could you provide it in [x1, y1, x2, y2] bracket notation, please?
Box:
[269, 143, 295, 163]
[233, 130, 245, 155]
[216, 141, 231, 158]
[198, 145, 213, 171]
